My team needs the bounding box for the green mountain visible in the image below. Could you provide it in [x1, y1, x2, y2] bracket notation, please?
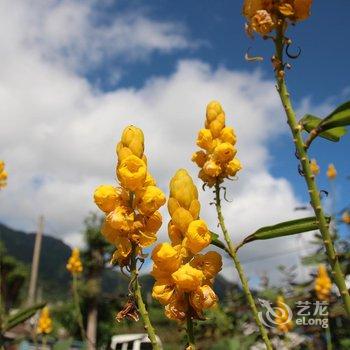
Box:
[0, 222, 237, 301]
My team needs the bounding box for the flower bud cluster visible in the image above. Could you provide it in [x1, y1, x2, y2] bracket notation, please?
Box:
[37, 307, 53, 334]
[314, 264, 332, 301]
[326, 163, 337, 180]
[93, 126, 166, 266]
[66, 248, 83, 274]
[192, 101, 242, 187]
[151, 169, 222, 321]
[0, 161, 8, 189]
[275, 295, 293, 333]
[243, 0, 313, 37]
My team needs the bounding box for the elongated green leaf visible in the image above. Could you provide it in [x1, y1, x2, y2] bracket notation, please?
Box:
[241, 216, 330, 246]
[301, 114, 347, 142]
[4, 302, 46, 332]
[321, 101, 350, 129]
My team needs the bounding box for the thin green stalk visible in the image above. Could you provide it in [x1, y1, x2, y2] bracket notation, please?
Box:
[130, 246, 160, 350]
[214, 182, 273, 350]
[326, 317, 333, 350]
[186, 315, 196, 349]
[274, 25, 350, 316]
[72, 274, 88, 343]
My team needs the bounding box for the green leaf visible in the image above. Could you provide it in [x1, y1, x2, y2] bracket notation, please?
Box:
[300, 114, 347, 142]
[321, 101, 350, 129]
[241, 216, 330, 246]
[4, 302, 46, 332]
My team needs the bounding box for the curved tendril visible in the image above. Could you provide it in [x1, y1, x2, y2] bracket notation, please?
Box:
[221, 186, 233, 203]
[245, 47, 264, 62]
[202, 183, 207, 192]
[295, 149, 300, 160]
[286, 43, 301, 59]
[320, 190, 329, 199]
[298, 164, 305, 177]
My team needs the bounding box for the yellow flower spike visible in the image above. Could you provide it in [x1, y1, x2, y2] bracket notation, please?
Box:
[164, 295, 188, 321]
[37, 307, 53, 334]
[169, 169, 198, 209]
[326, 163, 337, 180]
[152, 282, 176, 305]
[66, 248, 83, 274]
[117, 155, 147, 191]
[213, 143, 237, 163]
[184, 219, 211, 254]
[191, 251, 223, 279]
[206, 101, 223, 120]
[315, 264, 332, 301]
[120, 125, 144, 158]
[106, 205, 134, 232]
[191, 151, 208, 168]
[135, 186, 166, 215]
[152, 243, 182, 272]
[310, 159, 320, 176]
[171, 263, 205, 292]
[275, 295, 293, 333]
[190, 285, 218, 311]
[93, 185, 119, 213]
[196, 129, 213, 151]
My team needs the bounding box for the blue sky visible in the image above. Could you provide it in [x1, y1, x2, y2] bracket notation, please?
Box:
[0, 0, 349, 283]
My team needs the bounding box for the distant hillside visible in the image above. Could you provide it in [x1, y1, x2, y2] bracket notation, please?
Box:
[0, 222, 238, 301]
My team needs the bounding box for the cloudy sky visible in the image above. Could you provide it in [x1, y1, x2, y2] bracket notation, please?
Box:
[1, 0, 349, 285]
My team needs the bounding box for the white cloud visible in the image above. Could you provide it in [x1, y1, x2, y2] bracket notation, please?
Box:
[0, 0, 316, 285]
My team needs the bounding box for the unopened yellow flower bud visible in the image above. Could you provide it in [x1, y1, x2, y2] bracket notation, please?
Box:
[342, 211, 350, 225]
[206, 101, 223, 121]
[172, 263, 205, 292]
[219, 127, 236, 144]
[152, 282, 175, 305]
[184, 219, 211, 254]
[120, 125, 144, 158]
[116, 143, 133, 161]
[135, 186, 166, 215]
[213, 143, 236, 163]
[172, 208, 194, 233]
[169, 169, 198, 210]
[152, 243, 182, 272]
[117, 155, 147, 191]
[226, 159, 242, 177]
[190, 285, 217, 310]
[310, 159, 319, 175]
[326, 163, 337, 180]
[196, 129, 213, 151]
[94, 185, 119, 213]
[315, 264, 332, 301]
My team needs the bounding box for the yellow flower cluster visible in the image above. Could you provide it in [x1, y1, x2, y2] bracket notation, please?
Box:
[151, 169, 222, 321]
[0, 161, 8, 189]
[275, 295, 293, 333]
[310, 159, 319, 176]
[93, 126, 166, 266]
[326, 163, 337, 180]
[66, 248, 83, 274]
[192, 101, 242, 187]
[243, 0, 313, 36]
[315, 265, 332, 301]
[37, 307, 53, 334]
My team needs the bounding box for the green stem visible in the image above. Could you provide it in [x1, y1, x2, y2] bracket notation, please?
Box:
[72, 274, 88, 343]
[274, 26, 350, 317]
[130, 246, 160, 350]
[186, 315, 196, 349]
[326, 317, 333, 350]
[214, 182, 273, 350]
